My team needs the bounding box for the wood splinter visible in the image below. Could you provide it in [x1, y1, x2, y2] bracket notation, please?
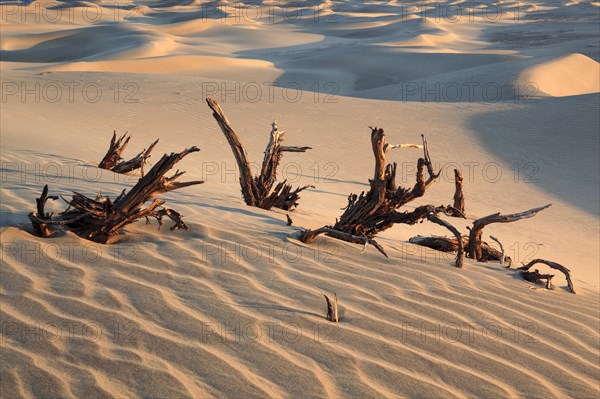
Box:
[324, 293, 339, 322]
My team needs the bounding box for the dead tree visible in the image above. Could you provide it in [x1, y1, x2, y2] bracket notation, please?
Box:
[30, 147, 203, 244]
[99, 132, 159, 176]
[448, 168, 465, 217]
[206, 98, 313, 211]
[299, 127, 449, 256]
[324, 293, 339, 322]
[518, 259, 575, 293]
[467, 204, 551, 261]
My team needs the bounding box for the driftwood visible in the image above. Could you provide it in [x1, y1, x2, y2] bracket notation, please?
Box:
[299, 127, 448, 255]
[467, 204, 551, 261]
[30, 147, 203, 243]
[324, 293, 339, 322]
[408, 235, 510, 264]
[99, 132, 159, 176]
[206, 98, 313, 211]
[518, 259, 575, 293]
[448, 168, 465, 217]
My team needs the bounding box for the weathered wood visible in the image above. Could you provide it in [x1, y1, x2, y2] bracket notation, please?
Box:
[467, 204, 551, 261]
[324, 293, 339, 322]
[286, 214, 293, 226]
[448, 168, 465, 217]
[299, 127, 445, 255]
[99, 131, 130, 169]
[521, 269, 554, 289]
[112, 139, 159, 176]
[28, 185, 58, 237]
[518, 259, 575, 293]
[100, 132, 160, 175]
[206, 98, 312, 211]
[30, 147, 203, 243]
[408, 235, 511, 264]
[489, 235, 509, 266]
[426, 215, 464, 267]
[301, 226, 389, 257]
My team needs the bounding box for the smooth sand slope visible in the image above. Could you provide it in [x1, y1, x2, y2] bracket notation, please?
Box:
[1, 1, 599, 398]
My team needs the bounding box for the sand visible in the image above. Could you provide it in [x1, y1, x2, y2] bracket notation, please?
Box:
[1, 1, 599, 398]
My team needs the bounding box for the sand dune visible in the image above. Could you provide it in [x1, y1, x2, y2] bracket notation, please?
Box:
[1, 0, 599, 398]
[519, 53, 600, 96]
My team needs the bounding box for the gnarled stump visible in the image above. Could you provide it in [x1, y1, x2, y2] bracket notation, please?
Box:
[518, 259, 575, 293]
[299, 127, 447, 255]
[206, 98, 313, 211]
[30, 147, 203, 243]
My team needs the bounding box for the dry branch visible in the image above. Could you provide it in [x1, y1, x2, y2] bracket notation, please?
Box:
[467, 204, 551, 261]
[99, 132, 159, 175]
[112, 139, 159, 176]
[448, 168, 465, 217]
[30, 147, 203, 243]
[99, 131, 131, 169]
[426, 215, 464, 267]
[206, 98, 313, 211]
[408, 235, 509, 263]
[489, 235, 508, 266]
[518, 259, 575, 293]
[28, 185, 58, 237]
[299, 127, 445, 255]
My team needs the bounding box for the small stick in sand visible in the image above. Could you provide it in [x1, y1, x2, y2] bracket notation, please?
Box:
[324, 293, 339, 322]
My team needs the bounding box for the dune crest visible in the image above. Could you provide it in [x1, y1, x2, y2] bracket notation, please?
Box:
[519, 53, 600, 97]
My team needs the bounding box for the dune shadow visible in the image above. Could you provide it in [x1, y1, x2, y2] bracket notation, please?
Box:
[467, 94, 599, 217]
